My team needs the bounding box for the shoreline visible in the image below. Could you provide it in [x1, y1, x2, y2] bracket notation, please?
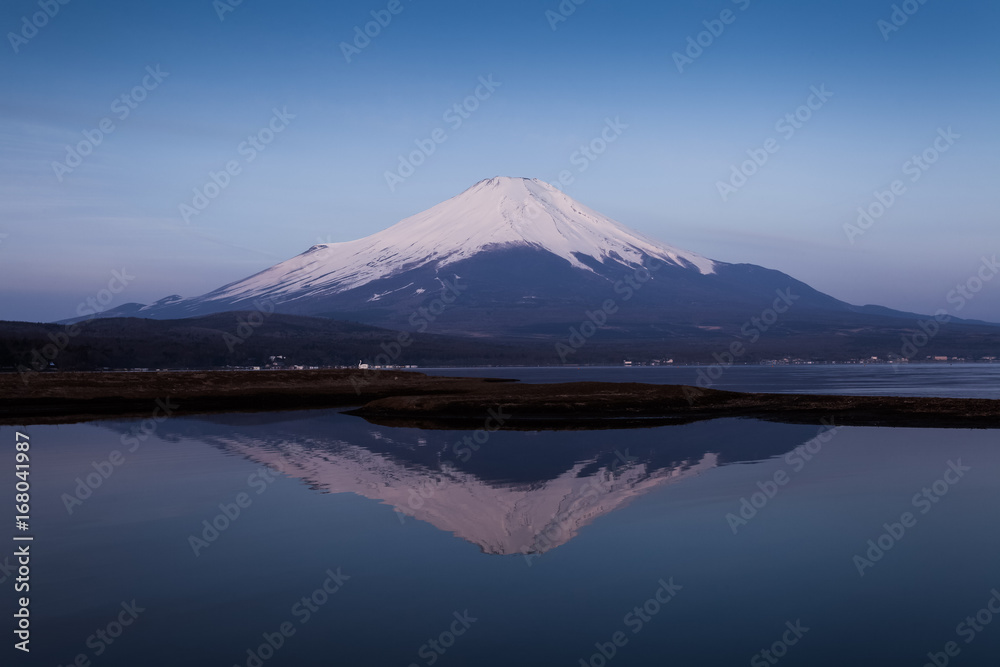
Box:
[1, 369, 998, 429]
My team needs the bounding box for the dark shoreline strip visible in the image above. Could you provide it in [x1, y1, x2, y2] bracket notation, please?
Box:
[1, 370, 997, 429]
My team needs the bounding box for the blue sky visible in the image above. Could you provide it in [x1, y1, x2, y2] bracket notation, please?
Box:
[2, 0, 998, 322]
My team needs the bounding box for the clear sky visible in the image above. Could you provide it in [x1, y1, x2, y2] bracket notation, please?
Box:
[2, 0, 998, 323]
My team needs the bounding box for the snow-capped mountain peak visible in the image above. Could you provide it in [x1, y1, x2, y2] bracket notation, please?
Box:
[203, 177, 716, 305]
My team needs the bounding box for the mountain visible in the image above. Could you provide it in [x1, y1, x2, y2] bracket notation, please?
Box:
[84, 177, 998, 353]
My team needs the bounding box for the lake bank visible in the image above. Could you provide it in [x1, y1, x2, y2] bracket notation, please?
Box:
[2, 369, 998, 429]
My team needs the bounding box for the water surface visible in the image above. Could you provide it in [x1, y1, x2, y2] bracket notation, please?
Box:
[12, 406, 1000, 666]
[420, 362, 1000, 399]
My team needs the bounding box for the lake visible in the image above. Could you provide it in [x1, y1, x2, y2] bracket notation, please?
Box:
[11, 365, 1000, 666]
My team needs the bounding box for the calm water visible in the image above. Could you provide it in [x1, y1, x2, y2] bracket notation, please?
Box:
[10, 396, 1000, 666]
[419, 363, 1000, 399]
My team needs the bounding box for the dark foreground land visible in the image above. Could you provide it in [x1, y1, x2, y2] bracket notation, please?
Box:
[2, 369, 999, 430]
[0, 369, 508, 425]
[4, 311, 1000, 370]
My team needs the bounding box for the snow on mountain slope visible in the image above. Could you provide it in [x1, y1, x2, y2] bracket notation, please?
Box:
[192, 177, 718, 307]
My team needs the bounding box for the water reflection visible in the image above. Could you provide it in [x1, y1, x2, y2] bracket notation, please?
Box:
[101, 411, 824, 556]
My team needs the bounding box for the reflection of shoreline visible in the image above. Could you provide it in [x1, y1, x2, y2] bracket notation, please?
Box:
[204, 431, 719, 555]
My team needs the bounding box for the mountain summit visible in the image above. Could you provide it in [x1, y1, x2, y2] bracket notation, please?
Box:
[333, 176, 718, 276]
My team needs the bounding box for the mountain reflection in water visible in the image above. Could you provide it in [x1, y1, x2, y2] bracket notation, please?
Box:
[104, 410, 827, 556]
